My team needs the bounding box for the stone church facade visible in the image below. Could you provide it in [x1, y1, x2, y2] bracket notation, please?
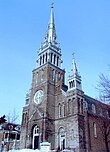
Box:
[20, 4, 110, 152]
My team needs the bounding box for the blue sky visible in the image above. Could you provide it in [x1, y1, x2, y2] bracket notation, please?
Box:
[0, 0, 110, 123]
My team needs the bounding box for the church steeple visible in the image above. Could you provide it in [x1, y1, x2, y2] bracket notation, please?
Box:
[36, 2, 62, 69]
[72, 53, 79, 76]
[43, 2, 57, 44]
[68, 53, 82, 91]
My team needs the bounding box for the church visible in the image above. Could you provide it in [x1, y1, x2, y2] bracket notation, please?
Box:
[20, 3, 110, 152]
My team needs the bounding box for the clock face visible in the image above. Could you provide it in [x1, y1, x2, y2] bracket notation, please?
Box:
[34, 90, 44, 105]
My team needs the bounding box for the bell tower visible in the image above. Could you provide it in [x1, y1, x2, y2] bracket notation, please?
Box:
[68, 53, 82, 91]
[20, 3, 65, 150]
[36, 2, 62, 69]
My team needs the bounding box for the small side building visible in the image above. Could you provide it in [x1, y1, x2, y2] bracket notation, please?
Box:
[0, 123, 21, 151]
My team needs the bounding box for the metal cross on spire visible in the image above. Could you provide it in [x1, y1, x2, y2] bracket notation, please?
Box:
[51, 0, 54, 8]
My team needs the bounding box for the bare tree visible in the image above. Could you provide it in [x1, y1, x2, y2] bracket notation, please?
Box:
[95, 67, 110, 151]
[0, 115, 7, 124]
[97, 73, 110, 102]
[6, 109, 19, 124]
[98, 117, 110, 152]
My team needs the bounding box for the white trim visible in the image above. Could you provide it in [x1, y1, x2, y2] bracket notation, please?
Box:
[32, 125, 39, 149]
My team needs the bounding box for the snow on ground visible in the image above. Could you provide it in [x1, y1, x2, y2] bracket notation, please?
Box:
[8, 149, 58, 152]
[9, 149, 40, 152]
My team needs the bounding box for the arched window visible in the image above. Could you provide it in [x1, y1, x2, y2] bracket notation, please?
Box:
[69, 82, 71, 88]
[57, 56, 59, 66]
[69, 81, 74, 89]
[46, 53, 47, 62]
[54, 54, 56, 65]
[40, 56, 42, 65]
[83, 99, 88, 112]
[61, 73, 64, 82]
[62, 103, 65, 117]
[41, 69, 44, 81]
[92, 104, 96, 114]
[72, 98, 75, 114]
[70, 81, 72, 88]
[22, 112, 28, 125]
[67, 99, 71, 115]
[52, 69, 55, 81]
[55, 71, 58, 82]
[25, 112, 28, 124]
[33, 126, 39, 135]
[99, 107, 102, 116]
[59, 103, 62, 118]
[43, 54, 45, 64]
[22, 113, 25, 125]
[36, 72, 39, 83]
[73, 80, 75, 87]
[51, 53, 53, 63]
[57, 72, 61, 81]
[93, 122, 97, 138]
[80, 99, 83, 114]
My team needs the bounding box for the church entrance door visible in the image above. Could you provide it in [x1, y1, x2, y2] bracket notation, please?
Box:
[58, 127, 66, 150]
[33, 125, 39, 149]
[34, 136, 39, 149]
[60, 135, 65, 150]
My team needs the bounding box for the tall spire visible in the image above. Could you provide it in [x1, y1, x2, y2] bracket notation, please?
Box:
[37, 2, 62, 69]
[43, 2, 57, 44]
[72, 53, 79, 76]
[68, 52, 82, 91]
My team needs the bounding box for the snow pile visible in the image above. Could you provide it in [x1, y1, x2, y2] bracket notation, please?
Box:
[9, 149, 40, 152]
